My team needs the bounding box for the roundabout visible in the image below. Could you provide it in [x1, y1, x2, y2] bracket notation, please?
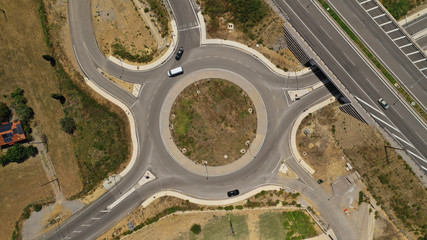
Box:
[44, 0, 360, 239]
[160, 69, 267, 176]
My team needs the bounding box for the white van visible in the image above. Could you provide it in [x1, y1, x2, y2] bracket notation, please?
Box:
[168, 66, 183, 77]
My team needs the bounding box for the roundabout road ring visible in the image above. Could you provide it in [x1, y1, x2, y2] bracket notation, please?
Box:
[160, 68, 268, 176]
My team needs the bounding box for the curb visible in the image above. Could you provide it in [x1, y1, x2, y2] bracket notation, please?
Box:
[141, 185, 283, 207]
[160, 69, 268, 176]
[289, 97, 337, 175]
[83, 78, 139, 178]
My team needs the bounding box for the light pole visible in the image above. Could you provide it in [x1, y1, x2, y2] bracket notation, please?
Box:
[203, 161, 208, 180]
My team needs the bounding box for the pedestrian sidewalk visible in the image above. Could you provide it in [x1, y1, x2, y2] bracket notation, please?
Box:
[398, 6, 427, 25]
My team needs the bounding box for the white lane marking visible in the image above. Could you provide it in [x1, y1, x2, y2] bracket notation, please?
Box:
[272, 156, 283, 174]
[415, 132, 427, 145]
[354, 96, 385, 116]
[407, 150, 427, 163]
[343, 52, 356, 66]
[371, 114, 401, 132]
[179, 25, 200, 32]
[366, 6, 378, 12]
[406, 51, 419, 56]
[320, 26, 332, 40]
[392, 133, 414, 147]
[420, 66, 427, 71]
[413, 58, 426, 64]
[81, 224, 91, 227]
[386, 28, 399, 34]
[373, 13, 386, 20]
[366, 78, 380, 93]
[107, 187, 136, 210]
[353, 13, 366, 28]
[392, 35, 406, 41]
[359, 0, 371, 4]
[399, 43, 412, 49]
[91, 217, 101, 220]
[379, 21, 392, 27]
[73, 231, 81, 233]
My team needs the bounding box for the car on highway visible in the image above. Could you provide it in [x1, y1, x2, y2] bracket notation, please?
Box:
[378, 98, 389, 110]
[227, 189, 239, 197]
[175, 47, 184, 60]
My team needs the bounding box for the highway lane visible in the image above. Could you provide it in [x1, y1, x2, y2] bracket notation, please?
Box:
[327, 0, 427, 110]
[276, 0, 427, 171]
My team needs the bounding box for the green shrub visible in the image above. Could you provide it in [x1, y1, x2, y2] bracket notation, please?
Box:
[224, 205, 234, 211]
[60, 116, 76, 134]
[33, 204, 42, 212]
[0, 102, 11, 122]
[190, 224, 201, 234]
[235, 205, 243, 210]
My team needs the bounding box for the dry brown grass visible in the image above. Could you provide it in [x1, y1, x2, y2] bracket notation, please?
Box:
[201, 3, 302, 71]
[296, 103, 427, 239]
[0, 0, 81, 238]
[91, 0, 169, 65]
[170, 79, 257, 166]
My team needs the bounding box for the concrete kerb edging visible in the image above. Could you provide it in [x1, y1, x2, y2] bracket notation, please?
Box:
[107, 20, 178, 71]
[141, 185, 282, 207]
[289, 97, 337, 175]
[83, 78, 138, 178]
[197, 11, 310, 77]
[160, 69, 268, 177]
[397, 6, 427, 25]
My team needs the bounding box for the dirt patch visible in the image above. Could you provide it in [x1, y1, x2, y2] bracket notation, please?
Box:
[296, 103, 427, 239]
[200, 0, 302, 71]
[99, 190, 311, 239]
[101, 71, 134, 93]
[170, 79, 257, 166]
[91, 0, 170, 65]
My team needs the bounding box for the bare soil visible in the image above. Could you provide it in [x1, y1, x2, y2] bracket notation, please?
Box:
[296, 103, 426, 239]
[170, 79, 257, 166]
[201, 3, 302, 71]
[91, 0, 169, 65]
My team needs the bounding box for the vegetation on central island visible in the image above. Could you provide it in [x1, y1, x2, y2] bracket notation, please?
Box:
[170, 79, 257, 166]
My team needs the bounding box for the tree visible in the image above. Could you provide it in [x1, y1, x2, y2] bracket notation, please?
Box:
[0, 155, 9, 166]
[6, 144, 28, 163]
[190, 224, 201, 234]
[10, 88, 24, 98]
[25, 145, 38, 157]
[60, 117, 76, 134]
[51, 93, 66, 104]
[0, 102, 11, 123]
[15, 104, 34, 123]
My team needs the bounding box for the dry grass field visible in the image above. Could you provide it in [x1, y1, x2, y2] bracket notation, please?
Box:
[170, 79, 257, 166]
[0, 0, 77, 238]
[297, 103, 427, 240]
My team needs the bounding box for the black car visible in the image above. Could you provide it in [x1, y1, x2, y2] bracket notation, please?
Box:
[227, 189, 239, 197]
[317, 179, 324, 184]
[175, 47, 184, 60]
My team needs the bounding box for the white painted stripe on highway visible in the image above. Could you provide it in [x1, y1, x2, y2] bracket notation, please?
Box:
[406, 51, 419, 56]
[91, 217, 101, 220]
[371, 114, 401, 132]
[73, 231, 81, 233]
[354, 96, 385, 116]
[392, 134, 414, 147]
[407, 150, 427, 163]
[399, 43, 413, 49]
[81, 224, 91, 227]
[366, 6, 378, 12]
[100, 210, 110, 213]
[359, 0, 371, 4]
[412, 58, 426, 64]
[343, 52, 356, 66]
[392, 35, 406, 41]
[107, 187, 136, 210]
[379, 21, 392, 27]
[386, 28, 399, 34]
[419, 66, 427, 71]
[372, 13, 386, 20]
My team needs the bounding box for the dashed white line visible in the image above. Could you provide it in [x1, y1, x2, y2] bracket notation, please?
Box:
[343, 52, 356, 66]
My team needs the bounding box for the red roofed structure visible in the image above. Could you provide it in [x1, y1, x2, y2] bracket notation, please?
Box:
[0, 120, 26, 147]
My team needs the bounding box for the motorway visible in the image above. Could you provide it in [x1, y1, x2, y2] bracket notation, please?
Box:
[401, 12, 427, 50]
[43, 0, 426, 239]
[276, 0, 427, 171]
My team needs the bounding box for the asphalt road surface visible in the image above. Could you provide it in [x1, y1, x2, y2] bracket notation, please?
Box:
[42, 0, 426, 239]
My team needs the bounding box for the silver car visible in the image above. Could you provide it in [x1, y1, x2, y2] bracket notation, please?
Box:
[378, 98, 389, 110]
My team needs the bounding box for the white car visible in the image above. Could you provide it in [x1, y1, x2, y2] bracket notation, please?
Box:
[378, 98, 389, 110]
